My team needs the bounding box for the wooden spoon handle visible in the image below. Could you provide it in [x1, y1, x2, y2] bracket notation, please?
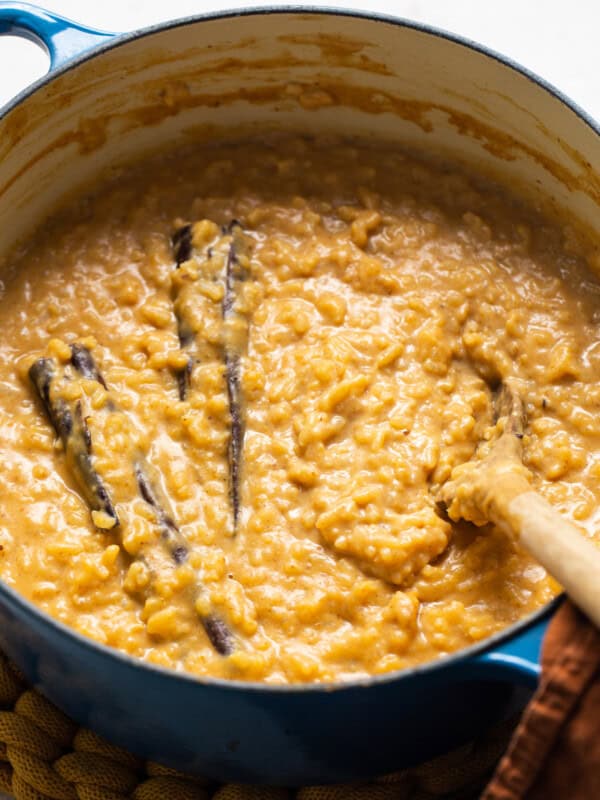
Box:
[505, 491, 600, 628]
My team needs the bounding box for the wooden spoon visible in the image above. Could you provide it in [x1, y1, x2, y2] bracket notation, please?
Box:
[438, 380, 600, 628]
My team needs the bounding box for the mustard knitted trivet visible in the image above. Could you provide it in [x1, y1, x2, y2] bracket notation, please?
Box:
[0, 652, 516, 800]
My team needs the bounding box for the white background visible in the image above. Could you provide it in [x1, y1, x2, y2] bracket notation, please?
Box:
[0, 1, 596, 796]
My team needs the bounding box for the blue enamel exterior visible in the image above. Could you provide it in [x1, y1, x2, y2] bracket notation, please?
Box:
[0, 2, 579, 784]
[468, 612, 546, 686]
[0, 1, 113, 68]
[0, 577, 554, 783]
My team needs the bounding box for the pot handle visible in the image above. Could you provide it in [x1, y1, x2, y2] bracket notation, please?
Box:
[0, 2, 115, 71]
[464, 610, 553, 689]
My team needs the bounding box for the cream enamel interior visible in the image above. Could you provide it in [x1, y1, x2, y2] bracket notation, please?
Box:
[0, 12, 599, 259]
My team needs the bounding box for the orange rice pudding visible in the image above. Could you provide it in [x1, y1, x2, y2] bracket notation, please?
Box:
[0, 135, 598, 683]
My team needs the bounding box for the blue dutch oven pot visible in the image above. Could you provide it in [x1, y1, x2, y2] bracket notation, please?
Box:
[0, 1, 596, 785]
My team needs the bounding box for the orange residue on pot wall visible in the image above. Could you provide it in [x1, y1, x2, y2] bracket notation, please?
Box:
[0, 27, 599, 253]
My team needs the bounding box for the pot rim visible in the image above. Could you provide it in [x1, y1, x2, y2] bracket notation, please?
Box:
[3, 4, 599, 136]
[0, 572, 560, 693]
[0, 3, 583, 694]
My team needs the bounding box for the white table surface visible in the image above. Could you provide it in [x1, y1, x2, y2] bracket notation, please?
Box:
[0, 1, 596, 796]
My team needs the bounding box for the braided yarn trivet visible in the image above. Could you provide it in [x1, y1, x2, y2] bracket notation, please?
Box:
[0, 652, 516, 800]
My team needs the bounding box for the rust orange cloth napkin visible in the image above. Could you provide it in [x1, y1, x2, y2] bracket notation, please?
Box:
[482, 600, 600, 799]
